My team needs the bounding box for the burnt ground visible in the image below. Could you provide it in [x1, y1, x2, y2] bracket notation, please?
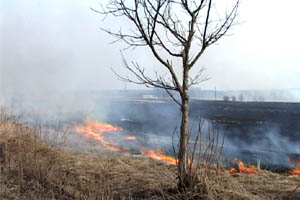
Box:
[97, 98, 300, 137]
[190, 100, 300, 138]
[190, 100, 300, 169]
[95, 98, 300, 170]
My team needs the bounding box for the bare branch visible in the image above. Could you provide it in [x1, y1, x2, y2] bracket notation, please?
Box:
[189, 0, 240, 68]
[112, 54, 179, 91]
[188, 67, 210, 88]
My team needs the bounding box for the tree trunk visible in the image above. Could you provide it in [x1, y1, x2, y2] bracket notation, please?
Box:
[178, 68, 190, 188]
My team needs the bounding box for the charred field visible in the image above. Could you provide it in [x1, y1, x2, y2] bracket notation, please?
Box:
[94, 98, 300, 171]
[191, 100, 300, 171]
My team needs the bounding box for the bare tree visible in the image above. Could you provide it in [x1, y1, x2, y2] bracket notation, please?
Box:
[98, 0, 240, 187]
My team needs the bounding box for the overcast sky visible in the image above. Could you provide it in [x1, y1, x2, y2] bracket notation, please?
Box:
[1, 0, 300, 97]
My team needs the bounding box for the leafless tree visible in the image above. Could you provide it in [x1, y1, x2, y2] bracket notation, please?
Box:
[97, 0, 240, 187]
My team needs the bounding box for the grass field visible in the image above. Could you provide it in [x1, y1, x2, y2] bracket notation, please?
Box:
[0, 109, 299, 200]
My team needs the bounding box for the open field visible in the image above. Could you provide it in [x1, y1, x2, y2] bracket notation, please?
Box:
[0, 110, 300, 200]
[97, 98, 300, 130]
[190, 100, 300, 134]
[93, 99, 300, 169]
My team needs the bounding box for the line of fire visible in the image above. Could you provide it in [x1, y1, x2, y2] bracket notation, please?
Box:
[72, 97, 300, 175]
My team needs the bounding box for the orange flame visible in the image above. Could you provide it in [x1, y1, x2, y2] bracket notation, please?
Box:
[123, 136, 136, 141]
[228, 159, 259, 174]
[140, 148, 177, 165]
[289, 168, 300, 175]
[73, 120, 184, 166]
[288, 157, 300, 175]
[74, 121, 122, 151]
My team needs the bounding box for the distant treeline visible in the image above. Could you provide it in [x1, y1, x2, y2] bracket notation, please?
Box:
[90, 88, 300, 102]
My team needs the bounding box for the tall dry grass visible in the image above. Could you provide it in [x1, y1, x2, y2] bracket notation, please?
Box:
[0, 108, 299, 200]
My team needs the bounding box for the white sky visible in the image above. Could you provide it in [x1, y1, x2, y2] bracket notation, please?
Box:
[1, 0, 300, 95]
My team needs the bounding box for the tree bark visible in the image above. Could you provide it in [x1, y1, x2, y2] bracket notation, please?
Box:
[178, 68, 190, 187]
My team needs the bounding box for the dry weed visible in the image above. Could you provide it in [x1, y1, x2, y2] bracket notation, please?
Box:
[0, 110, 299, 200]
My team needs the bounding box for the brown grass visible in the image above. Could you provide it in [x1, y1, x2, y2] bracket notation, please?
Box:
[0, 111, 299, 200]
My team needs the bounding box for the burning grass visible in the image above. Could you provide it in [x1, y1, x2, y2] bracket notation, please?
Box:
[74, 121, 123, 152]
[228, 159, 260, 174]
[0, 111, 300, 199]
[288, 157, 300, 175]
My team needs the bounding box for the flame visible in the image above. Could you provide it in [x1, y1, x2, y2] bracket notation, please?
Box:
[288, 157, 300, 175]
[123, 136, 136, 141]
[140, 148, 177, 165]
[228, 159, 259, 174]
[75, 121, 177, 165]
[289, 168, 300, 175]
[74, 121, 122, 151]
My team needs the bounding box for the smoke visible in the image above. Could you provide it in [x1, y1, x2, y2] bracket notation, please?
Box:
[2, 0, 300, 102]
[222, 123, 300, 169]
[0, 0, 123, 119]
[1, 0, 300, 171]
[85, 98, 300, 169]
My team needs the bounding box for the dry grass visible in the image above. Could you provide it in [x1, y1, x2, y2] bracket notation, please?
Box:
[234, 171, 300, 200]
[0, 110, 299, 200]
